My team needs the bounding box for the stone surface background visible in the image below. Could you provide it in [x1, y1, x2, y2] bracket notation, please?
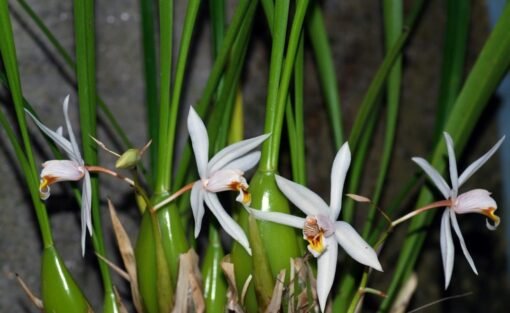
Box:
[1, 0, 508, 312]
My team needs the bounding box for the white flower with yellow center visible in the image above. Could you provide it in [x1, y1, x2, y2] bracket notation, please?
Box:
[188, 106, 269, 255]
[412, 132, 504, 288]
[248, 142, 382, 311]
[26, 96, 92, 255]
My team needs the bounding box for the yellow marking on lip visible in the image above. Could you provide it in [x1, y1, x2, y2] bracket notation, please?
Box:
[229, 181, 251, 205]
[39, 176, 57, 190]
[483, 207, 500, 224]
[307, 233, 325, 254]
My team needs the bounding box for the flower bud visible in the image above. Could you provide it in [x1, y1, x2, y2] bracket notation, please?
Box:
[115, 148, 141, 169]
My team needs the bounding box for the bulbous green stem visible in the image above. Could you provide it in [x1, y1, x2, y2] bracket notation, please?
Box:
[151, 211, 174, 312]
[202, 227, 227, 312]
[42, 246, 91, 312]
[135, 208, 177, 313]
[248, 215, 275, 308]
[232, 171, 301, 310]
[134, 212, 158, 313]
[155, 200, 189, 280]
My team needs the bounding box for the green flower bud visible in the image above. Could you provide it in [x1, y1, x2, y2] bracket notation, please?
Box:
[115, 148, 140, 169]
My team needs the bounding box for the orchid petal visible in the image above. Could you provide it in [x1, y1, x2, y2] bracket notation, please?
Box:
[204, 193, 251, 255]
[412, 157, 451, 199]
[440, 209, 454, 289]
[81, 171, 92, 256]
[190, 182, 205, 237]
[207, 133, 270, 174]
[25, 109, 74, 157]
[41, 160, 85, 182]
[454, 189, 497, 214]
[449, 210, 478, 275]
[330, 142, 351, 220]
[458, 136, 505, 187]
[247, 208, 305, 229]
[334, 221, 382, 271]
[62, 96, 82, 162]
[206, 169, 246, 192]
[316, 236, 338, 312]
[222, 151, 261, 172]
[444, 133, 459, 198]
[275, 175, 329, 216]
[188, 106, 209, 179]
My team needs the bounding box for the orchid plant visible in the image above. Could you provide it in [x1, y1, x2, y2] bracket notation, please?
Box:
[412, 132, 505, 288]
[1, 0, 510, 313]
[248, 142, 382, 310]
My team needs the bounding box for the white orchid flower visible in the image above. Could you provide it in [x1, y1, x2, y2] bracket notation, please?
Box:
[248, 142, 382, 311]
[26, 96, 92, 255]
[412, 132, 505, 288]
[188, 106, 269, 255]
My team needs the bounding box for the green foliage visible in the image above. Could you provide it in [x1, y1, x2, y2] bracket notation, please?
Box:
[2, 0, 509, 312]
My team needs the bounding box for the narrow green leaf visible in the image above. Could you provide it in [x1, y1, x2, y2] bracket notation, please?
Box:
[259, 0, 290, 171]
[0, 0, 53, 246]
[343, 0, 425, 224]
[211, 6, 254, 153]
[139, 0, 159, 184]
[16, 0, 133, 150]
[307, 1, 344, 147]
[73, 0, 117, 308]
[154, 0, 174, 193]
[348, 0, 425, 152]
[209, 0, 225, 58]
[284, 35, 307, 187]
[293, 34, 306, 185]
[173, 0, 255, 189]
[164, 0, 201, 191]
[434, 0, 470, 140]
[154, 0, 198, 284]
[362, 0, 403, 238]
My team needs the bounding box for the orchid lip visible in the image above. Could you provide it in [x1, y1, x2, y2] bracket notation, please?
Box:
[307, 234, 326, 256]
[39, 176, 56, 190]
[303, 215, 332, 257]
[39, 179, 51, 200]
[483, 207, 500, 226]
